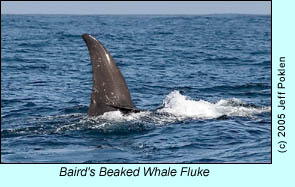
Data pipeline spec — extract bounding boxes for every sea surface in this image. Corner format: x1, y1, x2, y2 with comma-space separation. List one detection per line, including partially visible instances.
1, 14, 271, 163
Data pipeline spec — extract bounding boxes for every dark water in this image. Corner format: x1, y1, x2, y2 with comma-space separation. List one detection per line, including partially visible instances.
1, 15, 271, 163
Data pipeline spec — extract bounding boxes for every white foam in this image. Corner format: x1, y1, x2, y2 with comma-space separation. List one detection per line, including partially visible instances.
83, 91, 270, 124
95, 110, 150, 122
157, 90, 270, 119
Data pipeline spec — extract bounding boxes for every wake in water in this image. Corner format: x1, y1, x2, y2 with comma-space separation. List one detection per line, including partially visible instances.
2, 90, 270, 136
91, 90, 270, 120
79, 90, 270, 130
157, 90, 270, 119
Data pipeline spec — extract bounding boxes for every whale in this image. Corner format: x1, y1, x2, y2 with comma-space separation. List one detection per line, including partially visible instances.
82, 34, 140, 116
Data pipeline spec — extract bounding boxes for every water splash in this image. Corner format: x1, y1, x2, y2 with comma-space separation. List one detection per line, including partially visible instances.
79, 90, 270, 124
157, 90, 270, 119
2, 91, 270, 136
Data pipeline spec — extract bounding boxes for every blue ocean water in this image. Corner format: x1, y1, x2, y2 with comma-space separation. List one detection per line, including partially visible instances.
1, 15, 271, 163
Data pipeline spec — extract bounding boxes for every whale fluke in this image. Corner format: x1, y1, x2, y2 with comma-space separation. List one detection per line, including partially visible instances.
82, 34, 137, 116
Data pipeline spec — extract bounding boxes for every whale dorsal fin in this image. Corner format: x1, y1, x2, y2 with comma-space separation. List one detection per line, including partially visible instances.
82, 34, 135, 116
